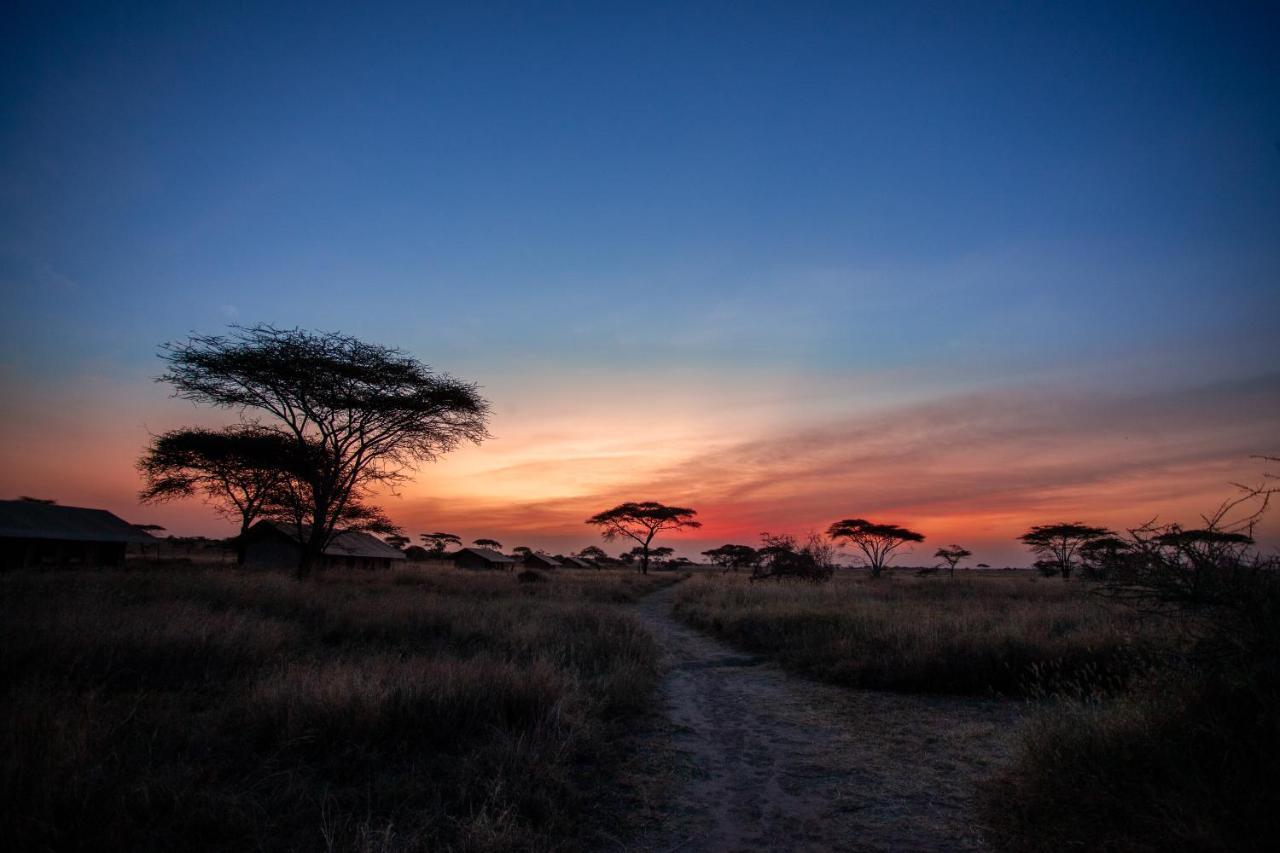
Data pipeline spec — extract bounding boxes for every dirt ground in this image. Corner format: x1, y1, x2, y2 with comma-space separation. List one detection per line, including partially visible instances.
611, 581, 1024, 853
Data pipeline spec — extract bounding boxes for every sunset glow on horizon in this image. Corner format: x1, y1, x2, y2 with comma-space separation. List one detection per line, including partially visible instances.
2, 2, 1277, 566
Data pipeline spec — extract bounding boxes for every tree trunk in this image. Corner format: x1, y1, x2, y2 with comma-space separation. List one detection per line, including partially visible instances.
640, 549, 649, 575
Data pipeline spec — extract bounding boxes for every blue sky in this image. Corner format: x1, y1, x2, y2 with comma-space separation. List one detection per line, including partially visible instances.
2, 2, 1277, 560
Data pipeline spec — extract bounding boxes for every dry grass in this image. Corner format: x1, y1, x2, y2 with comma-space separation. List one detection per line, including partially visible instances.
0, 566, 676, 852
672, 572, 1161, 696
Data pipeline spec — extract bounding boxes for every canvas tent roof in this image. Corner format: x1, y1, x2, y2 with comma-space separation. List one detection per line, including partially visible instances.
0, 500, 156, 543
525, 552, 561, 568
454, 547, 515, 563
251, 521, 406, 560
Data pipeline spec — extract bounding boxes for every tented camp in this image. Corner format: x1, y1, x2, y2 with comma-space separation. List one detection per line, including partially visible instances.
0, 500, 156, 569
242, 521, 406, 571
452, 547, 517, 570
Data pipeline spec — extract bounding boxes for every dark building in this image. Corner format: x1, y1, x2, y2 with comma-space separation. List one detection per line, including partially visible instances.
0, 500, 155, 569
452, 547, 517, 571
523, 552, 561, 570
242, 521, 406, 571
560, 556, 595, 569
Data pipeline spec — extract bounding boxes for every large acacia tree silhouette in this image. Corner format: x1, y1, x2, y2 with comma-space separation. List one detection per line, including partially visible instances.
158, 325, 489, 576
585, 501, 700, 574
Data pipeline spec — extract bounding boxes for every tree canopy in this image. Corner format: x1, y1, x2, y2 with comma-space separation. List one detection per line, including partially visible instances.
473, 538, 502, 550
826, 518, 925, 578
701, 544, 759, 573
1018, 523, 1113, 579
585, 501, 700, 574
158, 325, 488, 575
421, 532, 462, 553
933, 545, 973, 579
137, 426, 300, 563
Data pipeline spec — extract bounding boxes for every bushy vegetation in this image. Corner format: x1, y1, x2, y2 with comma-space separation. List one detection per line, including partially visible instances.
0, 567, 674, 852
671, 572, 1156, 696
980, 503, 1280, 852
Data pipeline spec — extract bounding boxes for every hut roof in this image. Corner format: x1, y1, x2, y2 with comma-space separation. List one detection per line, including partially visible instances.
250, 521, 406, 560
561, 556, 593, 568
525, 552, 562, 568
0, 500, 156, 543
454, 547, 516, 564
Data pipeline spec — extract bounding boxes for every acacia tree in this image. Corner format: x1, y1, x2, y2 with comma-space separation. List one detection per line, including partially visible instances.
159, 325, 489, 577
421, 532, 462, 553
701, 544, 759, 573
933, 545, 973, 580
585, 501, 700, 574
1018, 523, 1112, 579
384, 534, 410, 550
576, 545, 609, 561
473, 538, 502, 550
137, 426, 300, 564
827, 518, 924, 578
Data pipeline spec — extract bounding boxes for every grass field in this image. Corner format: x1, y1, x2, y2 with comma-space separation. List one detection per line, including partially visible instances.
672, 570, 1160, 696
0, 567, 676, 852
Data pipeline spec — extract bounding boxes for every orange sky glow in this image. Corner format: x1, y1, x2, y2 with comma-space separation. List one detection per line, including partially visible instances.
2, 366, 1275, 566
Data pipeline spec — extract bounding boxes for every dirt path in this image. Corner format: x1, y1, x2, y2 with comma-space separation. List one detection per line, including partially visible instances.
621, 582, 1023, 853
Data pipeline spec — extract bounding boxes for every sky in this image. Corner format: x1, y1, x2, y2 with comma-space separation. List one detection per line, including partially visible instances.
2, 1, 1277, 565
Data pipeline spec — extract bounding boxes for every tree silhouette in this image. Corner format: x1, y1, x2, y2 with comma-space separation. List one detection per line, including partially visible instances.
576, 545, 609, 561
159, 325, 488, 576
473, 538, 502, 550
585, 501, 700, 574
420, 532, 461, 553
137, 426, 300, 564
701, 544, 758, 573
384, 534, 411, 550
933, 545, 973, 580
827, 518, 925, 578
1018, 523, 1113, 579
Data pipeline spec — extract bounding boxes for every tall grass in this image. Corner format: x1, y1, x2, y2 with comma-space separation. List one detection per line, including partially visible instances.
673, 572, 1160, 695
0, 567, 672, 852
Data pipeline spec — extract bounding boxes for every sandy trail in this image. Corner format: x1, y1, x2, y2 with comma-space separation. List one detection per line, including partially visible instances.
623, 581, 1022, 853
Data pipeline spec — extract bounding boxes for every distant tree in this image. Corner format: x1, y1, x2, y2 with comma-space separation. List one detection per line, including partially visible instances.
1018, 523, 1113, 580
403, 545, 429, 561
384, 534, 411, 551
752, 533, 836, 582
827, 518, 925, 578
585, 501, 701, 574
933, 545, 973, 580
420, 532, 462, 554
18, 496, 56, 504
137, 426, 300, 564
576, 545, 609, 561
1078, 536, 1132, 581
473, 538, 502, 550
976, 563, 991, 569
134, 524, 167, 533
159, 325, 489, 577
618, 550, 635, 565
701, 544, 759, 573
512, 545, 533, 557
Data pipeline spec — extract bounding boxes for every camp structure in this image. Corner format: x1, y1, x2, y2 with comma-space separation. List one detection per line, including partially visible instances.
0, 500, 156, 569
523, 552, 561, 570
452, 547, 517, 570
560, 556, 595, 569
242, 521, 406, 571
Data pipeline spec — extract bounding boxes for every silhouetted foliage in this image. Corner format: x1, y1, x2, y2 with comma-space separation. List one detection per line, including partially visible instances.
18, 496, 56, 504
1018, 523, 1113, 579
585, 501, 700, 574
473, 538, 502, 550
576, 546, 609, 562
159, 325, 489, 576
420, 532, 462, 554
933, 545, 972, 580
702, 544, 759, 573
512, 546, 533, 557
826, 519, 925, 578
751, 533, 836, 583
138, 426, 303, 564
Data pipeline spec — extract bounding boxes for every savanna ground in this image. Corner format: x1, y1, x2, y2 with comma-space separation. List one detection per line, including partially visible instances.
4, 565, 1275, 851
0, 566, 677, 852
